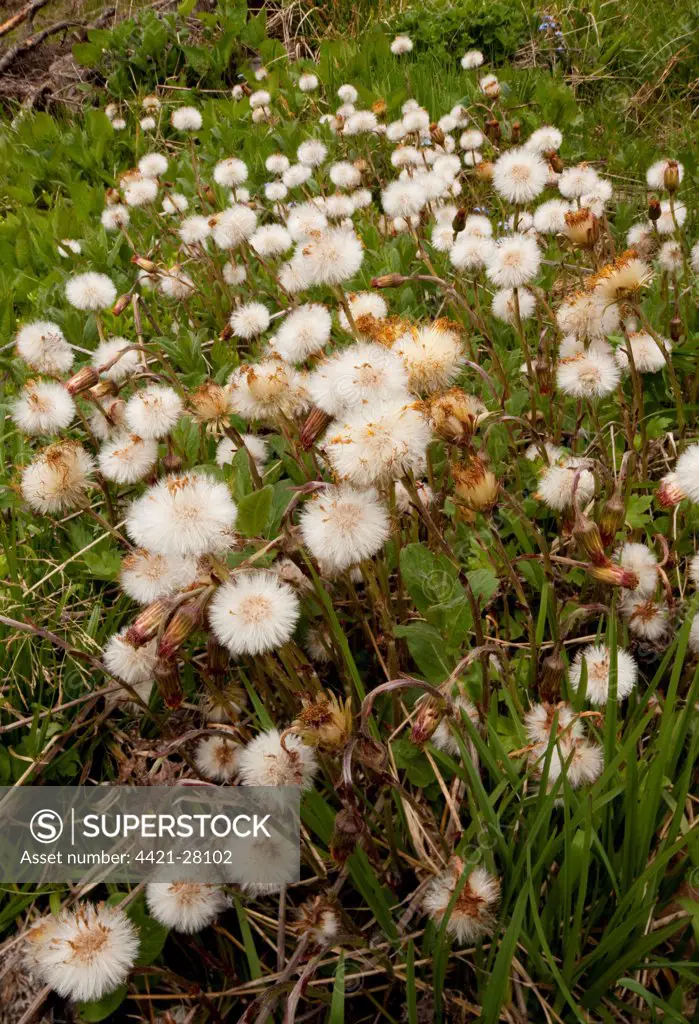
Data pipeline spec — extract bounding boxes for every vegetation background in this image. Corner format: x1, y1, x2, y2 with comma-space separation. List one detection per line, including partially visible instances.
0, 0, 697, 1022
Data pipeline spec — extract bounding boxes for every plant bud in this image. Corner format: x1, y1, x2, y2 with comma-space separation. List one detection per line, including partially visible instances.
157, 599, 203, 661
88, 379, 119, 401
547, 151, 564, 174
354, 735, 387, 771
430, 122, 445, 147
154, 659, 183, 709
648, 198, 661, 222
300, 406, 332, 449
453, 454, 499, 512
598, 492, 625, 546
207, 636, 230, 680
426, 388, 488, 445
669, 317, 682, 342
656, 472, 685, 508
204, 186, 216, 204
370, 273, 407, 289
330, 807, 364, 866
510, 121, 521, 143
484, 118, 500, 142
126, 599, 171, 646
162, 452, 183, 473
293, 692, 352, 751
112, 293, 131, 316
132, 255, 157, 272
410, 696, 443, 746
539, 650, 565, 703
475, 160, 494, 181
219, 322, 233, 340
352, 158, 368, 174
296, 895, 341, 946
190, 381, 231, 425
586, 562, 639, 589
452, 207, 467, 233
564, 208, 599, 248
663, 160, 680, 192
574, 516, 606, 564
65, 366, 100, 396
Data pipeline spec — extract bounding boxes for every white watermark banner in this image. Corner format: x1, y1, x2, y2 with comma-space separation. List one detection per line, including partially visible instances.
0, 786, 300, 884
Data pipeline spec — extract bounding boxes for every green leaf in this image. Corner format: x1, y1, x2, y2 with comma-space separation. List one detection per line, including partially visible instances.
78, 986, 128, 1022
235, 485, 273, 537
329, 953, 345, 1022
394, 622, 454, 683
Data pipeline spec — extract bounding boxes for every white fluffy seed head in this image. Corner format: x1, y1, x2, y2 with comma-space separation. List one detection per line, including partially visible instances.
309, 342, 410, 416
237, 727, 318, 788
338, 292, 388, 334
616, 542, 658, 596
65, 272, 116, 311
524, 125, 563, 153
146, 883, 228, 933
195, 735, 240, 782
124, 385, 183, 439
92, 337, 140, 381
171, 106, 202, 131
395, 322, 465, 394
214, 157, 248, 187
322, 399, 430, 487
138, 152, 168, 178
123, 175, 159, 207
329, 162, 361, 190
120, 549, 199, 604
674, 445, 699, 504
299, 484, 390, 572
423, 861, 500, 945
492, 148, 548, 204
615, 331, 670, 374
11, 380, 75, 436
21, 441, 93, 513
646, 158, 684, 190
103, 632, 158, 684
569, 644, 638, 704
296, 227, 364, 286
98, 433, 158, 484
179, 215, 211, 245
461, 49, 484, 69
209, 573, 300, 656
536, 460, 595, 511
270, 304, 332, 362
249, 224, 293, 258
228, 359, 310, 421
533, 199, 571, 234
556, 346, 620, 399
558, 165, 600, 199
16, 320, 74, 374
382, 179, 427, 218
556, 291, 620, 343
229, 301, 271, 339
390, 35, 413, 55
24, 903, 139, 1003
126, 473, 238, 556
491, 287, 536, 325
101, 204, 130, 230
211, 204, 258, 249
485, 235, 541, 288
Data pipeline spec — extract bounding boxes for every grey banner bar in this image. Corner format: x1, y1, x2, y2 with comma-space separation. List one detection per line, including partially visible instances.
0, 786, 300, 883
